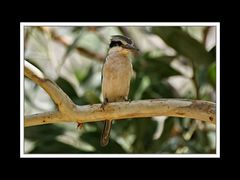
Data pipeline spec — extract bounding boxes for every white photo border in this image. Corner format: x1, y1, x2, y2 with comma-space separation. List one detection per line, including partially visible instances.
20, 22, 220, 158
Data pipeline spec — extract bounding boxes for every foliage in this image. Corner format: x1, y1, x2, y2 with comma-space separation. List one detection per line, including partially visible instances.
24, 26, 216, 154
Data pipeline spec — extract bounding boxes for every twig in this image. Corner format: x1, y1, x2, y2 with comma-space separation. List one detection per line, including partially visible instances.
38, 27, 105, 62
24, 60, 216, 127
191, 61, 200, 99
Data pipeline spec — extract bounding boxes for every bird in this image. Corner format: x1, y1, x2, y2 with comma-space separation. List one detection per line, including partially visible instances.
100, 35, 138, 146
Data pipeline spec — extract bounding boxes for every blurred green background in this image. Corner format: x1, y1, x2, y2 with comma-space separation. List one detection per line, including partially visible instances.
24, 26, 216, 154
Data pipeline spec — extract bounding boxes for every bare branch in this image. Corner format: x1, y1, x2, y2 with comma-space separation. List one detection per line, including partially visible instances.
25, 99, 216, 127
24, 60, 75, 113
24, 60, 216, 127
25, 111, 64, 127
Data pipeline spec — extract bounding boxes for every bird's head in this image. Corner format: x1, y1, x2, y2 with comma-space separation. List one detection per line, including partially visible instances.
109, 35, 139, 56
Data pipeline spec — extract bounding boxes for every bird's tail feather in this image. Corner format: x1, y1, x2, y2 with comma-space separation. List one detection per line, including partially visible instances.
100, 120, 112, 146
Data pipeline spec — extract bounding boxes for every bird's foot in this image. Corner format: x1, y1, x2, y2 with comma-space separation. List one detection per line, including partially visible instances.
100, 98, 108, 110
124, 97, 131, 103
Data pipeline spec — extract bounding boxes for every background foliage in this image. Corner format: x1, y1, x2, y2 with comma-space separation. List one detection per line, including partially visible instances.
24, 26, 216, 154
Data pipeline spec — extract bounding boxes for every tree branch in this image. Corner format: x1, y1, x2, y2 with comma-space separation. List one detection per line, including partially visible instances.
38, 27, 105, 62
25, 99, 216, 127
24, 60, 216, 127
24, 60, 76, 113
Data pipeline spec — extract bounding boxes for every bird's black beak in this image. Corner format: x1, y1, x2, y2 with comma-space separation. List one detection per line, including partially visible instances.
123, 44, 139, 51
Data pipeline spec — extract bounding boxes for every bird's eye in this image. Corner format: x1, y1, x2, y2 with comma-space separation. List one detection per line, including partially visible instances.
117, 41, 123, 46
110, 41, 123, 48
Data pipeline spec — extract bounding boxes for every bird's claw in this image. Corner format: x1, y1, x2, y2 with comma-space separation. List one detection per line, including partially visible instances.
100, 98, 108, 110
124, 97, 131, 103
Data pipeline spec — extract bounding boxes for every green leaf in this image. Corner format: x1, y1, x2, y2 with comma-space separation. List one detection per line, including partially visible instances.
80, 132, 126, 153
152, 27, 215, 65
25, 124, 64, 141
148, 81, 176, 98
58, 34, 83, 70
147, 117, 175, 153
25, 125, 88, 153
132, 118, 158, 153
129, 53, 179, 100
208, 62, 216, 88
133, 76, 151, 100
187, 129, 211, 153
71, 27, 83, 33
134, 53, 181, 79
55, 77, 78, 100
83, 90, 101, 104
209, 46, 216, 59
128, 72, 143, 100
63, 35, 81, 58
74, 66, 94, 84
30, 140, 85, 153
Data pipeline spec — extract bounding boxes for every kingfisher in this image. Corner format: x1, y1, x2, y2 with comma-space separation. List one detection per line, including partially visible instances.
100, 35, 138, 146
